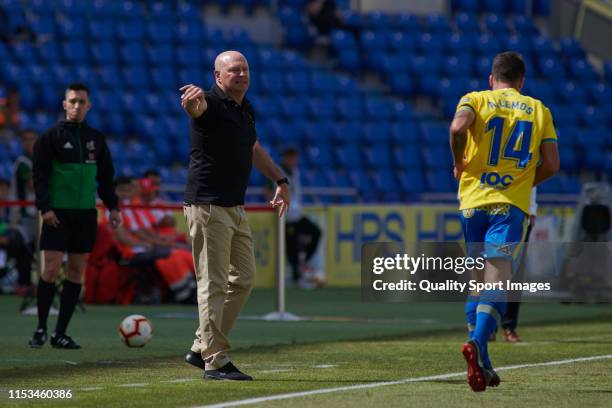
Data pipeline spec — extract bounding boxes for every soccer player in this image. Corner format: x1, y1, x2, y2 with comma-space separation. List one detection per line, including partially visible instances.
449, 52, 559, 391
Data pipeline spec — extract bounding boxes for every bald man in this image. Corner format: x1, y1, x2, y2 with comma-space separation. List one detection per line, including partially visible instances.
180, 51, 290, 381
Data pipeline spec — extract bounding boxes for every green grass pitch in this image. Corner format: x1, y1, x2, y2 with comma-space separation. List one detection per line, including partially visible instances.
1, 288, 611, 407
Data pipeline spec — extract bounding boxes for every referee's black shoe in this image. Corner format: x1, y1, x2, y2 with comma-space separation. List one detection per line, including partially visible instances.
29, 329, 48, 348
185, 351, 205, 370
50, 333, 81, 349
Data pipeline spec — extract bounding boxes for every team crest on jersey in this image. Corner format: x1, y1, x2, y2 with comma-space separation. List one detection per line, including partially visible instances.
462, 208, 475, 218
86, 141, 95, 151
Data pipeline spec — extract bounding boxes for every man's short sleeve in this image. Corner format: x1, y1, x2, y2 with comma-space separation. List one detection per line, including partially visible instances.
194, 93, 222, 125
541, 107, 558, 144
455, 91, 480, 114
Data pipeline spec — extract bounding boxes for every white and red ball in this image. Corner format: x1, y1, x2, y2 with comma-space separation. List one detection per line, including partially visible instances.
118, 314, 153, 347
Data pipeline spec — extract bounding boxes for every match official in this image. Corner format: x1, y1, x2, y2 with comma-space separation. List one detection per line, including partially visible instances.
29, 83, 121, 349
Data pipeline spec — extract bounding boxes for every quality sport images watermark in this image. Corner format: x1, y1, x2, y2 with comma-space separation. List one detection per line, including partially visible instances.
361, 242, 612, 303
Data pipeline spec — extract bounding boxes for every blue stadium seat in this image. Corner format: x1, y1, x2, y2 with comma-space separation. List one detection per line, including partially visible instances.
559, 147, 577, 172
373, 170, 401, 202
147, 21, 175, 44
474, 55, 492, 76
504, 35, 532, 57
389, 74, 414, 97
577, 127, 607, 147
58, 18, 87, 39
587, 82, 611, 105
444, 54, 473, 77
510, 15, 539, 34
454, 12, 480, 34
363, 122, 391, 144
415, 33, 445, 54
117, 20, 146, 42
151, 67, 177, 90
391, 122, 419, 144
393, 146, 421, 170
176, 46, 202, 68
569, 58, 598, 81
364, 145, 393, 169
451, 0, 479, 13
559, 38, 584, 58
337, 98, 363, 121
284, 71, 310, 95
305, 143, 334, 167
578, 106, 603, 128
364, 98, 394, 120
12, 41, 38, 63
307, 98, 336, 120
360, 30, 388, 52
330, 30, 357, 51
310, 72, 336, 94
147, 44, 174, 66
557, 81, 588, 104
484, 13, 509, 33
475, 34, 502, 56
332, 122, 364, 145
532, 35, 556, 56
279, 97, 308, 118
445, 33, 477, 55
538, 177, 563, 194
302, 120, 334, 143
536, 56, 566, 79
482, 0, 508, 14
423, 146, 451, 169
175, 22, 205, 45
98, 66, 123, 88
90, 0, 119, 18
62, 41, 89, 62
120, 42, 146, 65
91, 42, 117, 64
398, 169, 425, 198
393, 12, 419, 33
88, 19, 115, 41
148, 1, 175, 21
420, 122, 448, 145
119, 1, 146, 20
28, 15, 56, 37
259, 71, 284, 94
336, 144, 363, 168
364, 11, 391, 30
561, 175, 581, 194
551, 105, 578, 127
123, 66, 149, 90
336, 75, 360, 95
250, 95, 281, 119
426, 170, 456, 192
388, 31, 416, 53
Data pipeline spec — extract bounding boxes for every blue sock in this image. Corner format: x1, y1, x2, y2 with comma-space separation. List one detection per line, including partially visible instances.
465, 295, 479, 338
472, 290, 507, 369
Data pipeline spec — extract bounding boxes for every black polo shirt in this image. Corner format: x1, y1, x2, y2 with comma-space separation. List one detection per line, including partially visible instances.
183, 84, 257, 206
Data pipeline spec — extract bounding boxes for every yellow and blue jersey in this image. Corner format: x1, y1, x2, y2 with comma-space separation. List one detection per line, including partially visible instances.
456, 88, 557, 215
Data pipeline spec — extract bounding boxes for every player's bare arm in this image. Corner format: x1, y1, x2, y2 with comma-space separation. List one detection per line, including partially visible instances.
179, 84, 207, 118
532, 142, 560, 186
252, 141, 290, 217
449, 107, 475, 179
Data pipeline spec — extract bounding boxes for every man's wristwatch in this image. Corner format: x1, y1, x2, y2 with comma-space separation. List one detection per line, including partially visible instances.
276, 177, 289, 186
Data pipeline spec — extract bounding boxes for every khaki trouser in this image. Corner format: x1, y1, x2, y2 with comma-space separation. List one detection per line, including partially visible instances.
184, 204, 256, 370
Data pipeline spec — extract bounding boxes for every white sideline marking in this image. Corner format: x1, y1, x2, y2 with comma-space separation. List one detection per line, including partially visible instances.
311, 365, 337, 369
118, 383, 149, 388
80, 387, 103, 391
258, 369, 293, 374
195, 354, 612, 408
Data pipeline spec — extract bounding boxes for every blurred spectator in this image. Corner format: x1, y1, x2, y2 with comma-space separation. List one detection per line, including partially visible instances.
266, 147, 322, 288
0, 178, 34, 295
306, 0, 346, 35
0, 87, 20, 139
98, 177, 196, 304
9, 129, 38, 294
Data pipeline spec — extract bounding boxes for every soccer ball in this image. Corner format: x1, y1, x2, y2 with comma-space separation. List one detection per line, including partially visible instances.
118, 314, 153, 347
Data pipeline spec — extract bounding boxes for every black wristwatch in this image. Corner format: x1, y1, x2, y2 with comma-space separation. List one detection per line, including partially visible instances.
276, 177, 289, 186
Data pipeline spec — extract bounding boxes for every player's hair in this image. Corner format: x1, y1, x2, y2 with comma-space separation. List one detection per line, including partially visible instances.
66, 82, 90, 96
491, 51, 525, 83
115, 176, 133, 187
143, 168, 161, 178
